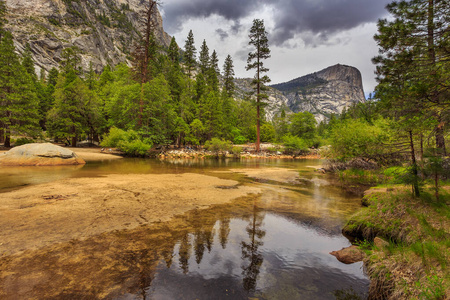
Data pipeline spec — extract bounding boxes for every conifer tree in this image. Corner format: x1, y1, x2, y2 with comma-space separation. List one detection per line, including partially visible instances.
0, 0, 6, 39
222, 54, 235, 98
168, 37, 179, 64
183, 30, 196, 79
132, 0, 161, 127
199, 40, 210, 75
0, 32, 39, 147
207, 50, 219, 91
246, 19, 271, 152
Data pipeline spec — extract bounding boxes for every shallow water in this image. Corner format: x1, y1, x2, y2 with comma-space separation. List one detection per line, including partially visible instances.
0, 158, 369, 299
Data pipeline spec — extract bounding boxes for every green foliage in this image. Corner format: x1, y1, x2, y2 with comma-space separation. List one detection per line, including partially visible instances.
330, 118, 392, 162
205, 138, 232, 157
282, 135, 308, 155
289, 111, 317, 140
13, 137, 35, 146
231, 146, 243, 158
0, 32, 39, 146
101, 127, 152, 157
260, 123, 276, 143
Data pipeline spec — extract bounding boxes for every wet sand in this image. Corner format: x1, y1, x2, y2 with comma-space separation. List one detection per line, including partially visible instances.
0, 173, 260, 256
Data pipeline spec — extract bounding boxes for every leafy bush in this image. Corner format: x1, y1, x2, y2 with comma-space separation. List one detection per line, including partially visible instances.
13, 138, 35, 146
234, 135, 247, 144
231, 146, 243, 158
205, 138, 232, 157
101, 127, 152, 157
329, 118, 392, 162
282, 135, 309, 155
117, 139, 152, 157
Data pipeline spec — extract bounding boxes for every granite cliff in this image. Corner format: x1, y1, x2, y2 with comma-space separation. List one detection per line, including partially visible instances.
270, 64, 366, 122
4, 0, 171, 74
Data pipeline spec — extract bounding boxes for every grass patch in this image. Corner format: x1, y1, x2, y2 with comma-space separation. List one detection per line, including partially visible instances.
343, 186, 450, 299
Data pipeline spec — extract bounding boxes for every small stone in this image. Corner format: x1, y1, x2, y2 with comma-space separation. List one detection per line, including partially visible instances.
374, 237, 389, 249
330, 245, 364, 264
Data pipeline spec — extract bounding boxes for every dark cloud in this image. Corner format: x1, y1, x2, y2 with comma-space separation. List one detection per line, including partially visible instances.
162, 0, 261, 33
163, 0, 391, 46
216, 29, 229, 41
270, 0, 391, 46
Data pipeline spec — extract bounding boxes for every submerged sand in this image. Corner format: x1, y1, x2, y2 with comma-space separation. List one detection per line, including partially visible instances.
0, 173, 260, 256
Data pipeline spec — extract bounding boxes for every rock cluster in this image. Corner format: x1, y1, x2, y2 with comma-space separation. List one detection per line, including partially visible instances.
0, 143, 85, 166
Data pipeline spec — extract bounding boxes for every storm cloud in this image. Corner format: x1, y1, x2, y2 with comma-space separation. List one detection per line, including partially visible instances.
162, 0, 391, 46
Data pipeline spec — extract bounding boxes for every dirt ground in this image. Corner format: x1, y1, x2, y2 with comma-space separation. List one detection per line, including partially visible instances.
0, 172, 260, 256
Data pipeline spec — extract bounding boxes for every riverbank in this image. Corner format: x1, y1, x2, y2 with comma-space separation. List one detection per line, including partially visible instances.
343, 186, 449, 299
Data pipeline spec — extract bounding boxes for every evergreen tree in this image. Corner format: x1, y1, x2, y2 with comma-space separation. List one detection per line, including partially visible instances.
207, 50, 219, 91
199, 40, 210, 75
168, 37, 179, 64
373, 0, 449, 156
222, 54, 235, 98
22, 44, 37, 83
0, 32, 39, 147
246, 19, 271, 152
0, 0, 7, 39
183, 30, 196, 79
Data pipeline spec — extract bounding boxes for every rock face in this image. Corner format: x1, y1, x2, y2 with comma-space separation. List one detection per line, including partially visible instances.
271, 64, 366, 122
5, 0, 171, 74
0, 143, 85, 166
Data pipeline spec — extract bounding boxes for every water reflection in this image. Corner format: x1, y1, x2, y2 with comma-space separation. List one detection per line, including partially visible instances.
0, 159, 369, 299
241, 202, 265, 292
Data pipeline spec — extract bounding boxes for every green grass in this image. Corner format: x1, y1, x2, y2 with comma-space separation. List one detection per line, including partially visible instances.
343, 186, 450, 299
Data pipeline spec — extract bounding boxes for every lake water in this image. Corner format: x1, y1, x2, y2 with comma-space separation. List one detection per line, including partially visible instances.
0, 158, 369, 299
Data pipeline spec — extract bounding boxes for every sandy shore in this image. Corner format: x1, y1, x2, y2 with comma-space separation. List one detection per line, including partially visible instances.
0, 173, 260, 256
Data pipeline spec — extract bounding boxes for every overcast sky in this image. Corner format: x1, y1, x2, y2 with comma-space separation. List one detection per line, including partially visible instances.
160, 0, 392, 97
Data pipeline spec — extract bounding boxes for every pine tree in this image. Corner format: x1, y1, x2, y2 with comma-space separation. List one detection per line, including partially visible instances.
246, 19, 271, 152
222, 54, 235, 98
22, 44, 37, 83
207, 50, 219, 91
183, 30, 196, 79
0, 32, 39, 147
168, 37, 179, 64
0, 0, 7, 39
199, 40, 209, 75
373, 0, 449, 156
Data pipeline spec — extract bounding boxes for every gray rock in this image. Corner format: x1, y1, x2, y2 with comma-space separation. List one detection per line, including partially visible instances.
0, 143, 85, 166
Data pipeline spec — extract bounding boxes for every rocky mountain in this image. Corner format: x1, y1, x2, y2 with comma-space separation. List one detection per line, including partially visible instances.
4, 0, 171, 74
270, 64, 366, 122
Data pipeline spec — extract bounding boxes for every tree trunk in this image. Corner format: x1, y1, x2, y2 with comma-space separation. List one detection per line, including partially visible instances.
4, 135, 10, 148
0, 128, 4, 144
409, 131, 420, 197
435, 114, 446, 156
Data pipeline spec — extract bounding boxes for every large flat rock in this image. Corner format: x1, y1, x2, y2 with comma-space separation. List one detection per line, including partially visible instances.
0, 143, 85, 166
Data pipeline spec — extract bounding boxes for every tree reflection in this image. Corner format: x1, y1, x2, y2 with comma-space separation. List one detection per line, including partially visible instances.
178, 233, 191, 274
241, 202, 266, 292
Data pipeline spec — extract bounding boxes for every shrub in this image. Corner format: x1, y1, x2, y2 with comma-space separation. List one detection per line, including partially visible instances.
205, 138, 232, 157
231, 146, 243, 158
329, 118, 392, 162
101, 127, 152, 157
13, 138, 35, 146
282, 135, 309, 155
233, 135, 247, 145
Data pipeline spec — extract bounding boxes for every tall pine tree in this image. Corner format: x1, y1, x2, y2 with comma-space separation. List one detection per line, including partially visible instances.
183, 30, 196, 79
246, 19, 271, 152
